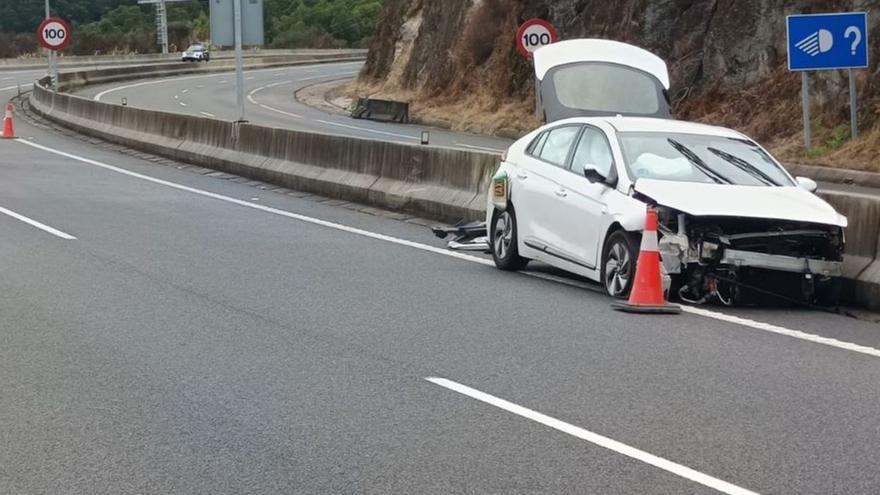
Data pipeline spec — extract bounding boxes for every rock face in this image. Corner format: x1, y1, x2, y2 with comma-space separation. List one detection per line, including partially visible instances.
360, 0, 880, 161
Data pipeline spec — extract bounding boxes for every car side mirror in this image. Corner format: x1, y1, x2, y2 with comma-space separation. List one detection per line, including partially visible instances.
582, 163, 607, 183
582, 163, 617, 188
796, 176, 818, 193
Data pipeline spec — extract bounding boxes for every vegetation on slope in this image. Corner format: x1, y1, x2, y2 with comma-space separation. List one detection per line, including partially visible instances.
0, 0, 382, 57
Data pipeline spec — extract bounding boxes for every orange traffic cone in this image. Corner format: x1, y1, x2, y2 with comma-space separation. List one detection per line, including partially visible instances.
611, 207, 681, 314
2, 103, 14, 139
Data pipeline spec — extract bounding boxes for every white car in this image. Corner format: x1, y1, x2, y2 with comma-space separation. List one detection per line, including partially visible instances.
181, 43, 210, 62
487, 39, 847, 305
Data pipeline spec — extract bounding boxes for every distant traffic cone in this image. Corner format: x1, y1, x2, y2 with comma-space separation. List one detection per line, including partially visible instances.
611, 207, 681, 314
2, 103, 14, 139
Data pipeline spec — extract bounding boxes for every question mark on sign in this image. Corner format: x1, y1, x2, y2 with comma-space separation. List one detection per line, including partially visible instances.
845, 26, 862, 55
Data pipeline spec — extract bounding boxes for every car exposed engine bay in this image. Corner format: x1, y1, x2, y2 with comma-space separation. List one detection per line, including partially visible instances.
656, 208, 844, 305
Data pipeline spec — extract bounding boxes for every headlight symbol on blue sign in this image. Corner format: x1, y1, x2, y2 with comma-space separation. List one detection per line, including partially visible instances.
787, 12, 868, 71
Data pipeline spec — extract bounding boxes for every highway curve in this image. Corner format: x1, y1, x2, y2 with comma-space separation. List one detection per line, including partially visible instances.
2, 88, 880, 493
73, 61, 514, 154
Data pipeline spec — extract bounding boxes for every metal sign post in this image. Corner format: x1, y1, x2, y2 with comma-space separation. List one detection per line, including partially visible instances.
233, 0, 245, 122
787, 12, 868, 151
849, 69, 858, 139
44, 0, 57, 89
210, 0, 264, 123
801, 72, 811, 150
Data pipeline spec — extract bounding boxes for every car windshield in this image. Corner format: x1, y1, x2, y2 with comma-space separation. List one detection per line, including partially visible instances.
618, 132, 794, 186
186, 45, 205, 52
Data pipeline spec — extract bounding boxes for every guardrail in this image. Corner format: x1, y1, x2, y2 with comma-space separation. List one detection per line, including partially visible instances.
25, 60, 880, 309
0, 49, 367, 71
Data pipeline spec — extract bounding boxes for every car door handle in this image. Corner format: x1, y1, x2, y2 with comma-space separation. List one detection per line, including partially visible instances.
554, 188, 568, 198
515, 172, 528, 180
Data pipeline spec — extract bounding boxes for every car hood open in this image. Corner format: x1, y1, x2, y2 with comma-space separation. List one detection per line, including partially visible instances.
634, 178, 848, 227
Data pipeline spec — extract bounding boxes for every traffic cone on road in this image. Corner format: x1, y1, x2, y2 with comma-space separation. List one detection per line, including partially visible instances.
2, 103, 14, 139
611, 207, 681, 314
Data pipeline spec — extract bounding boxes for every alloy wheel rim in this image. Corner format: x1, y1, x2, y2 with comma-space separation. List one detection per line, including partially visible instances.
605, 241, 631, 296
494, 212, 513, 259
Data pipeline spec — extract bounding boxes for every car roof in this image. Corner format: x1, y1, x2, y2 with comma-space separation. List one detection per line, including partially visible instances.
549, 116, 746, 139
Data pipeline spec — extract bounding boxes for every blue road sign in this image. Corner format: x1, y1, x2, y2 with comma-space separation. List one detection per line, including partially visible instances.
787, 12, 868, 71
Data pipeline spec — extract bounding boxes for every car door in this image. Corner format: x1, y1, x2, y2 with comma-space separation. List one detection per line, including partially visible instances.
515, 125, 582, 256
545, 126, 616, 269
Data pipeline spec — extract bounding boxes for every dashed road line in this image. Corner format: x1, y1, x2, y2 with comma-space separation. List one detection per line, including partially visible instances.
0, 205, 76, 240
427, 377, 760, 495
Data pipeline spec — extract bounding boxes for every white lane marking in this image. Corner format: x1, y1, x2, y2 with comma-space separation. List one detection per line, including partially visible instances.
181, 89, 189, 94
13, 139, 880, 360
246, 80, 294, 104
219, 80, 228, 84
246, 76, 255, 81
196, 84, 206, 89
1, 76, 12, 80
0, 85, 20, 92
199, 111, 216, 118
173, 95, 179, 99
0, 205, 76, 240
681, 306, 880, 358
13, 139, 490, 266
314, 119, 419, 141
258, 104, 302, 119
454, 143, 504, 154
427, 377, 759, 495
178, 102, 187, 107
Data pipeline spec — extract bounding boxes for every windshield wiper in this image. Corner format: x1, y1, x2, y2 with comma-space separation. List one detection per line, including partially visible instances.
666, 139, 732, 184
706, 147, 781, 186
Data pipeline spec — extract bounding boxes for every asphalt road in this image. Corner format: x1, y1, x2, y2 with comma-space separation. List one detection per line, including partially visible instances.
72, 61, 512, 154
3, 99, 880, 494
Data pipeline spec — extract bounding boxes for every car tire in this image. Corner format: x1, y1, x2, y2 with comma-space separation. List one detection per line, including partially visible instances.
490, 207, 529, 271
601, 230, 639, 298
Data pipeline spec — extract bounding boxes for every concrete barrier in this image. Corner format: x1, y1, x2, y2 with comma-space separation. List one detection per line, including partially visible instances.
30, 77, 498, 224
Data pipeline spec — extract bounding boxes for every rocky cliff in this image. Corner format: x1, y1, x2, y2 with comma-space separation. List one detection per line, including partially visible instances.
358, 0, 880, 169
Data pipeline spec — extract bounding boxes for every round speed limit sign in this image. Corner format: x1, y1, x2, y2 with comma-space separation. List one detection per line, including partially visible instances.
37, 17, 72, 51
516, 19, 558, 59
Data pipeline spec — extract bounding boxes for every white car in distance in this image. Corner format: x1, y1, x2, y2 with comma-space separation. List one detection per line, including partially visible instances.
181, 43, 210, 62
487, 39, 846, 305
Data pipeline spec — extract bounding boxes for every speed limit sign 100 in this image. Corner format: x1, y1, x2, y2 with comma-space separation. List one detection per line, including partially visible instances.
38, 17, 72, 51
516, 18, 558, 59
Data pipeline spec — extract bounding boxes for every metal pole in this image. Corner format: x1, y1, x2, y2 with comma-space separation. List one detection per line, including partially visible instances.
159, 0, 168, 55
45, 0, 57, 89
801, 71, 811, 151
849, 68, 858, 140
233, 0, 245, 122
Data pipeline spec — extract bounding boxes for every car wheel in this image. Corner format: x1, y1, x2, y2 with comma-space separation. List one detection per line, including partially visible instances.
602, 230, 639, 298
491, 208, 528, 271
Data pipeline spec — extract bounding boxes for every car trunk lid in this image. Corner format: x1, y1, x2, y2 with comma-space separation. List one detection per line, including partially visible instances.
533, 39, 672, 122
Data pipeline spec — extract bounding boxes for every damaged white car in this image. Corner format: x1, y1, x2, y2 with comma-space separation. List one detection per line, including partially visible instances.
486, 39, 847, 305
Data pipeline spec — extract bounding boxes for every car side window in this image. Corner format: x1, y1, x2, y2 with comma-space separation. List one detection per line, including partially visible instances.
537, 126, 581, 167
528, 131, 549, 156
571, 127, 614, 176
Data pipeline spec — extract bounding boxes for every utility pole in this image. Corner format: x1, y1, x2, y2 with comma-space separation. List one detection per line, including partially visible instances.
139, 0, 189, 54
